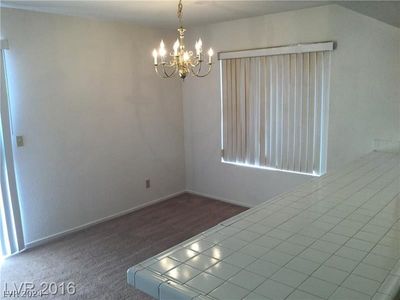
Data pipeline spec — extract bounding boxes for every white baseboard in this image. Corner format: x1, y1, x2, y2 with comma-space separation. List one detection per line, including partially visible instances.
185, 189, 252, 208
24, 190, 186, 250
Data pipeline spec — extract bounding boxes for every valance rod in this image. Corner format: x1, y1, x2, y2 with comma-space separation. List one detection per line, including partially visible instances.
218, 41, 334, 60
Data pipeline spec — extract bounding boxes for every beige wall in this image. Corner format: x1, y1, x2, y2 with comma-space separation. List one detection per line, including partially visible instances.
1, 8, 185, 245
182, 5, 400, 207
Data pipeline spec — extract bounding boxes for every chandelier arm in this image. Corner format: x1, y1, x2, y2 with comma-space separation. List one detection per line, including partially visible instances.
155, 64, 177, 78
161, 63, 178, 77
190, 60, 212, 77
190, 59, 202, 73
189, 60, 202, 76
154, 66, 169, 79
189, 56, 199, 68
191, 63, 212, 78
166, 60, 177, 68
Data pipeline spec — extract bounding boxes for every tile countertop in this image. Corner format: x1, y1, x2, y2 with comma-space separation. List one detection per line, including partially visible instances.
127, 151, 400, 300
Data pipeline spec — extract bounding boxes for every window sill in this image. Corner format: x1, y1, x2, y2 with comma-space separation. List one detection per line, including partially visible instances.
221, 158, 321, 177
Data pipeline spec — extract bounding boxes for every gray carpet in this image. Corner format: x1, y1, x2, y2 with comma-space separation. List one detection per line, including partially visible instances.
0, 193, 247, 299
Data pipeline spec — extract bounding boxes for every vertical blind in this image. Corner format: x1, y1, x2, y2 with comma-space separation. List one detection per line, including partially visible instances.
221, 44, 332, 175
1, 40, 25, 258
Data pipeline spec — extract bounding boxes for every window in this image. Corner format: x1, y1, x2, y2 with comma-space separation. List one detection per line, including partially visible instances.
220, 42, 332, 176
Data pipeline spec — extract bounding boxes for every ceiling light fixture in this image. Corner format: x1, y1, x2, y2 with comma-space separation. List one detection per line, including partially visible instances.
152, 0, 213, 80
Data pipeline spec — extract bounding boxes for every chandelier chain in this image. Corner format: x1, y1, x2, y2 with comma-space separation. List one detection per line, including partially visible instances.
177, 0, 183, 26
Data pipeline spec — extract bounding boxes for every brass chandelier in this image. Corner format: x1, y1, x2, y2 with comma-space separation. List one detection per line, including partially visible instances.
152, 0, 214, 80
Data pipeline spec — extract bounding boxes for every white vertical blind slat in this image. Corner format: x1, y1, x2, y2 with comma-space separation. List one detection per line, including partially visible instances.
300, 52, 309, 173
256, 58, 261, 166
244, 58, 251, 163
232, 59, 238, 161
249, 58, 257, 165
313, 52, 323, 173
222, 60, 228, 160
225, 60, 232, 161
307, 52, 316, 173
320, 52, 332, 174
293, 53, 302, 172
282, 55, 289, 170
288, 54, 296, 171
235, 59, 240, 161
264, 57, 271, 167
269, 56, 277, 167
276, 56, 283, 169
259, 57, 266, 166
239, 59, 246, 162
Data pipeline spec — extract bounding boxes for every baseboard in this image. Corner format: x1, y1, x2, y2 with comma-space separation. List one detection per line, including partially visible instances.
185, 189, 252, 208
24, 190, 186, 250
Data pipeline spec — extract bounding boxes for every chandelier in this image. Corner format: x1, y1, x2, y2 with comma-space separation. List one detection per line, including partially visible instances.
152, 0, 214, 80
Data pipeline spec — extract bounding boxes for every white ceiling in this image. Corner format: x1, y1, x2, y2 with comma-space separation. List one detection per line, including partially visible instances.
1, 1, 399, 29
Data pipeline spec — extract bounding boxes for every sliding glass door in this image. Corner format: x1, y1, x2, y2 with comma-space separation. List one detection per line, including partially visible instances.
0, 40, 24, 258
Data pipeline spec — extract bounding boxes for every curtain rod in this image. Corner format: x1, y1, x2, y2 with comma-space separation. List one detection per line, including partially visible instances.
218, 41, 335, 60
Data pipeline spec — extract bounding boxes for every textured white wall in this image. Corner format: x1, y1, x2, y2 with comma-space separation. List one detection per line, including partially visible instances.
1, 8, 185, 245
182, 5, 400, 207
327, 6, 400, 166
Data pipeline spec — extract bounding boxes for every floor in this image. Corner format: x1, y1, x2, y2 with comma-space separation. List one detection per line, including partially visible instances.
0, 193, 247, 299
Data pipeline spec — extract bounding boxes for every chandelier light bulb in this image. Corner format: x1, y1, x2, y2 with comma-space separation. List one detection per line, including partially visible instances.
183, 51, 190, 62
195, 38, 202, 55
173, 39, 180, 56
152, 49, 158, 64
208, 48, 214, 63
159, 40, 166, 57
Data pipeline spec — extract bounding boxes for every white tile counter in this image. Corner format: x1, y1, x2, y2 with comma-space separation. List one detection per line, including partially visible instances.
128, 151, 400, 300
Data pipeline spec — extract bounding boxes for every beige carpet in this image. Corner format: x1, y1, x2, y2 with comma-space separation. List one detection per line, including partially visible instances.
0, 193, 247, 299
